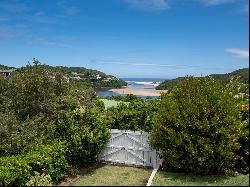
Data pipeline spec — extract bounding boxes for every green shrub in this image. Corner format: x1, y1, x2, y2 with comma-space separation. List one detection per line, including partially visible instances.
0, 112, 56, 157
106, 99, 159, 132
0, 62, 102, 158
150, 76, 244, 175
0, 142, 67, 186
56, 106, 111, 166
235, 111, 249, 173
26, 171, 52, 186
107, 94, 143, 102
0, 155, 32, 186
26, 141, 68, 182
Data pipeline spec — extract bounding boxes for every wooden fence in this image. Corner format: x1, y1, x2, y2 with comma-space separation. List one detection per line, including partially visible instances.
98, 129, 161, 169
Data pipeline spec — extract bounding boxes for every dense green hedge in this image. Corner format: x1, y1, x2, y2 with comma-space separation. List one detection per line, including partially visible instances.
56, 106, 111, 166
150, 77, 245, 175
0, 142, 67, 186
105, 96, 159, 132
235, 110, 249, 173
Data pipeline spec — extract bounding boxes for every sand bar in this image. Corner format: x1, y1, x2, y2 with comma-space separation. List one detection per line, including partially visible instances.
127, 81, 160, 87
109, 88, 168, 97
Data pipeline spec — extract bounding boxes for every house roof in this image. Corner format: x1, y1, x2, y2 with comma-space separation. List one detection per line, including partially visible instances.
0, 69, 16, 73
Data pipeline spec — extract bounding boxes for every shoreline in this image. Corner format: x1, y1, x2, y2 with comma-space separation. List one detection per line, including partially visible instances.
126, 81, 160, 87
109, 88, 168, 97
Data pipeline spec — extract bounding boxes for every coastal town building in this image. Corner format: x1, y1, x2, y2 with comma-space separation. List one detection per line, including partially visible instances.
0, 69, 16, 78
102, 77, 113, 82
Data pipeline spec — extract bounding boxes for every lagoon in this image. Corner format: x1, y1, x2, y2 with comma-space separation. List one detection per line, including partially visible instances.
96, 78, 167, 99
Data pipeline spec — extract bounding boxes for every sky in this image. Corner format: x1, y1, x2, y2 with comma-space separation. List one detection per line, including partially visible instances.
0, 0, 249, 79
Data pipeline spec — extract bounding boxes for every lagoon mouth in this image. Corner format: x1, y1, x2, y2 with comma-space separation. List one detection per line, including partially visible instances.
96, 78, 167, 99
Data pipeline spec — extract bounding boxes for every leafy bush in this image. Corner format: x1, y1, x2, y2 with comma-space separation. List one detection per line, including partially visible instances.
0, 142, 67, 186
0, 112, 56, 157
0, 155, 32, 186
4, 64, 70, 122
26, 141, 68, 182
150, 76, 245, 175
0, 61, 103, 157
26, 171, 52, 186
235, 110, 249, 173
56, 106, 111, 166
107, 94, 143, 102
106, 98, 159, 132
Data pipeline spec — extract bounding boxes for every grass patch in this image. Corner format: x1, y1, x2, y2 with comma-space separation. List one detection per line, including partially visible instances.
101, 99, 129, 109
152, 170, 249, 186
71, 163, 152, 186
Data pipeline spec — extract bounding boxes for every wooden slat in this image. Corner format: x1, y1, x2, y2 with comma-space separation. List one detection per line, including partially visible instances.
98, 129, 161, 168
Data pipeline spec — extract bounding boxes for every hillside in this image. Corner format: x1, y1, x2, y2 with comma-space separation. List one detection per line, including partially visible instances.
52, 66, 127, 89
0, 63, 127, 89
0, 64, 15, 70
156, 68, 249, 90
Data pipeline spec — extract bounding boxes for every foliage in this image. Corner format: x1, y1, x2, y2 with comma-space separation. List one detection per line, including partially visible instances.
150, 76, 245, 175
0, 112, 55, 156
234, 82, 249, 173
0, 62, 72, 157
26, 171, 52, 186
41, 65, 127, 89
105, 97, 159, 132
156, 77, 185, 90
156, 68, 249, 90
0, 155, 32, 186
235, 110, 249, 174
212, 68, 249, 84
26, 141, 68, 182
0, 60, 105, 157
55, 106, 111, 166
0, 62, 71, 122
0, 142, 67, 186
0, 64, 15, 70
51, 65, 109, 78
106, 94, 143, 102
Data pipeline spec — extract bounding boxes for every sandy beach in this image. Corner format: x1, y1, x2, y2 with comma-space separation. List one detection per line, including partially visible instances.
109, 88, 168, 97
127, 81, 160, 87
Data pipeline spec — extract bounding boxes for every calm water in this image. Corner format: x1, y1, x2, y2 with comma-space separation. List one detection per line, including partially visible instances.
96, 78, 167, 99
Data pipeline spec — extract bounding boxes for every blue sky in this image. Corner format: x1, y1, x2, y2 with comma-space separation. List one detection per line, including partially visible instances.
0, 0, 249, 78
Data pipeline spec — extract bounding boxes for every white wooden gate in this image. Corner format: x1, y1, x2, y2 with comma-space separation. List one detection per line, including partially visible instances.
98, 129, 161, 169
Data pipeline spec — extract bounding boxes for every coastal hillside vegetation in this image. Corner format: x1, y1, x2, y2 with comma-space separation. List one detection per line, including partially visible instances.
1, 59, 127, 90
0, 61, 249, 185
156, 68, 249, 90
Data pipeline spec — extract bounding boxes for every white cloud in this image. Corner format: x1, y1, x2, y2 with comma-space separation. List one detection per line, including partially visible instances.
121, 0, 170, 11
200, 0, 236, 6
90, 59, 221, 70
225, 48, 249, 59
0, 2, 30, 13
241, 3, 249, 13
0, 27, 20, 40
57, 0, 79, 15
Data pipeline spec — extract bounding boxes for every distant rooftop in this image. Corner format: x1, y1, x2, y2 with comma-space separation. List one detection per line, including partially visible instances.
0, 69, 16, 73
